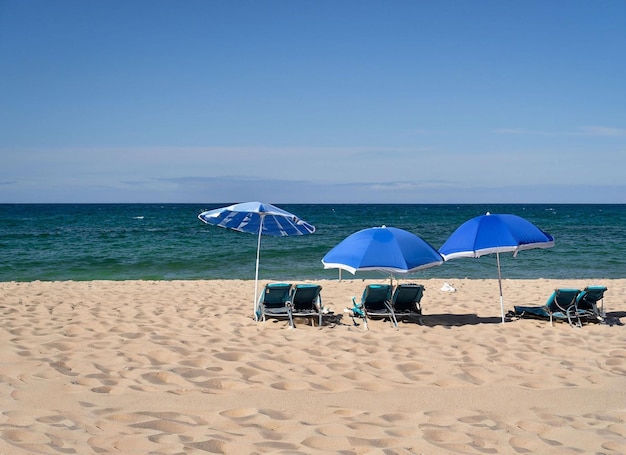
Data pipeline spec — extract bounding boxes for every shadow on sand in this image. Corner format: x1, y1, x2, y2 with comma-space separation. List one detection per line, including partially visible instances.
411, 313, 503, 327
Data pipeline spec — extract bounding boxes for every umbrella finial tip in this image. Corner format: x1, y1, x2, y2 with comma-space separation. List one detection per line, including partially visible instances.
486, 211, 491, 215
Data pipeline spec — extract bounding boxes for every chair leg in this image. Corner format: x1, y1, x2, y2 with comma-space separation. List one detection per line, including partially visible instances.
385, 302, 399, 329
567, 306, 582, 328
287, 306, 295, 329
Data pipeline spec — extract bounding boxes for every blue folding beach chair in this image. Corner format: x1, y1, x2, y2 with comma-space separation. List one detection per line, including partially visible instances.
287, 283, 324, 328
514, 288, 582, 327
257, 282, 292, 325
350, 284, 394, 330
576, 285, 608, 323
390, 283, 425, 325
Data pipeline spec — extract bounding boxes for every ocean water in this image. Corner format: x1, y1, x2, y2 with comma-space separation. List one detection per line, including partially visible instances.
0, 203, 624, 282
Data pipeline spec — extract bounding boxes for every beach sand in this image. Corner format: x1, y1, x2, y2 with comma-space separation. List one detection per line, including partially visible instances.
1, 278, 625, 454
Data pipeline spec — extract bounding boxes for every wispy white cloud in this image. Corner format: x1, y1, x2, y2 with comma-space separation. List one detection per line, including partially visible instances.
578, 126, 626, 137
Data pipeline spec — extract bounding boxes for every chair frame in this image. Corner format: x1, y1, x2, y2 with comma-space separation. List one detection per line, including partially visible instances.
258, 282, 292, 324
576, 286, 608, 323
351, 284, 394, 330
391, 283, 425, 325
286, 284, 323, 328
545, 288, 583, 327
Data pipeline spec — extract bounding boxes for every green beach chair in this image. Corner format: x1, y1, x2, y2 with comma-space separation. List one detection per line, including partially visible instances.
257, 282, 292, 325
390, 283, 425, 325
287, 283, 324, 328
351, 284, 394, 330
576, 285, 608, 323
514, 288, 582, 327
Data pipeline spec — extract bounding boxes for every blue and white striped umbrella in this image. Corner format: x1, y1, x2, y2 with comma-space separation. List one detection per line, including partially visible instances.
198, 202, 315, 320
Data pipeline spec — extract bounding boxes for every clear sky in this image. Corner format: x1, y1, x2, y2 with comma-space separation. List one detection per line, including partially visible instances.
1, 0, 625, 204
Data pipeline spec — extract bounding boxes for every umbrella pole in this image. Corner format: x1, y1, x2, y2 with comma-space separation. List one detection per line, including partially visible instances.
496, 252, 505, 323
253, 218, 263, 321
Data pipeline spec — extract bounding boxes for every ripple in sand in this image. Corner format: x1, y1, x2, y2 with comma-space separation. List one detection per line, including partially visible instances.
431, 377, 466, 388
2, 429, 50, 444
301, 435, 353, 451
422, 428, 473, 444
259, 408, 290, 420
119, 332, 144, 339
380, 413, 412, 423
186, 439, 228, 453
395, 360, 425, 372
515, 419, 552, 434
254, 441, 301, 451
44, 341, 73, 351
508, 435, 542, 453
214, 351, 247, 362
271, 380, 310, 391
384, 427, 419, 438
143, 348, 180, 365
130, 419, 190, 433
518, 381, 544, 389
455, 366, 489, 385
141, 371, 184, 385
49, 361, 79, 377
346, 436, 399, 449
195, 378, 244, 391
220, 408, 258, 419
91, 386, 112, 393
602, 440, 626, 453
608, 423, 626, 437
332, 408, 365, 418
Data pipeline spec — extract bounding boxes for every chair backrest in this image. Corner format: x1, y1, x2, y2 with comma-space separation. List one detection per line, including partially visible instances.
261, 283, 292, 309
290, 284, 322, 310
392, 284, 424, 312
546, 288, 580, 313
576, 286, 607, 310
361, 284, 392, 311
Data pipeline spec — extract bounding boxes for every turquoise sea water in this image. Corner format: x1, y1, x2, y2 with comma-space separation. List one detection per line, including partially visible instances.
0, 203, 624, 282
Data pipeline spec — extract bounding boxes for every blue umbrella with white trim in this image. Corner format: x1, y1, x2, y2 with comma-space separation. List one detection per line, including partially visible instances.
439, 213, 554, 323
322, 226, 443, 281
198, 202, 315, 320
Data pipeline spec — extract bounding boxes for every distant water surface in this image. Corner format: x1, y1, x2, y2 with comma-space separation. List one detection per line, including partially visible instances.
0, 203, 624, 282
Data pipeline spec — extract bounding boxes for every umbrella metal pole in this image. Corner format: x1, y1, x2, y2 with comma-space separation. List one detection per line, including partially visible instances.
496, 252, 505, 323
253, 217, 263, 321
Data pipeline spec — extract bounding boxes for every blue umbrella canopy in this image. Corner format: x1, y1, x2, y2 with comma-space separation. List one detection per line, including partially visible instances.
198, 202, 315, 320
322, 226, 443, 276
439, 213, 554, 260
439, 213, 554, 322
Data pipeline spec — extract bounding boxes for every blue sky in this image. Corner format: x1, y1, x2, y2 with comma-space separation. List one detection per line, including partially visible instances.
1, 0, 624, 203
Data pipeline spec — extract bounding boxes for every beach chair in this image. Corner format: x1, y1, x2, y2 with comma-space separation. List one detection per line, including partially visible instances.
287, 284, 324, 327
257, 282, 292, 325
350, 284, 394, 329
576, 286, 608, 323
514, 288, 582, 327
390, 283, 425, 325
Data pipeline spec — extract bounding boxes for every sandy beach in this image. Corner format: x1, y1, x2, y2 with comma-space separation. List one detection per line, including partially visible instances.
1, 278, 624, 454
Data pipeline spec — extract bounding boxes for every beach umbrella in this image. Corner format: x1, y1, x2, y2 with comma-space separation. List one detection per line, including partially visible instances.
198, 202, 315, 320
439, 213, 555, 323
322, 226, 443, 283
